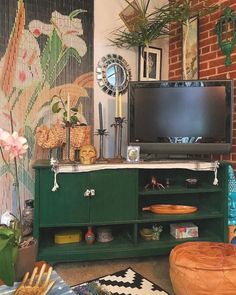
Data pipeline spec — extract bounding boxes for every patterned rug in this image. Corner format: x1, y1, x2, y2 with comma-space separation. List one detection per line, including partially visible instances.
72, 267, 170, 295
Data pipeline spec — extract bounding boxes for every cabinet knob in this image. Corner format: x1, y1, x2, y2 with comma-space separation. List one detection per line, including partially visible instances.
84, 189, 91, 197
90, 189, 96, 197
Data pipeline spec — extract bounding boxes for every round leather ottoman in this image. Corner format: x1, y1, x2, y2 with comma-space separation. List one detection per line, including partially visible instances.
169, 242, 236, 295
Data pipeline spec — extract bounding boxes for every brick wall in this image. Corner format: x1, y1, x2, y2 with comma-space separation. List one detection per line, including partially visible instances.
169, 0, 236, 169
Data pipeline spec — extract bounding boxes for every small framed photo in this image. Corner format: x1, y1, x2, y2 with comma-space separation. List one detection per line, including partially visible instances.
126, 146, 140, 162
138, 46, 162, 81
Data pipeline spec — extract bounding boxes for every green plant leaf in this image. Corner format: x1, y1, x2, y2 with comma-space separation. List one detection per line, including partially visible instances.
24, 125, 35, 160
18, 164, 34, 194
48, 47, 82, 87
24, 82, 43, 122
70, 115, 78, 125
69, 9, 87, 19
41, 30, 63, 82
0, 164, 9, 177
52, 101, 62, 113
71, 107, 78, 112
0, 228, 17, 286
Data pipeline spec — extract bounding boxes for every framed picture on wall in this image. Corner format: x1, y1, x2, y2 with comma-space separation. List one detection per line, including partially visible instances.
138, 46, 162, 81
182, 17, 199, 80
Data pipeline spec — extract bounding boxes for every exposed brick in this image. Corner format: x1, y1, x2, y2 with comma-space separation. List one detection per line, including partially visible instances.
199, 62, 208, 70
200, 68, 217, 77
171, 56, 178, 64
199, 31, 209, 40
211, 43, 220, 51
169, 43, 176, 51
200, 16, 210, 26
200, 36, 217, 48
170, 48, 182, 57
201, 46, 210, 55
169, 62, 182, 71
209, 57, 226, 68
201, 52, 217, 61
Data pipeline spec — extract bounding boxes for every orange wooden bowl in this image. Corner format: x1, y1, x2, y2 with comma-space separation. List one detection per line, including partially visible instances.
142, 204, 198, 214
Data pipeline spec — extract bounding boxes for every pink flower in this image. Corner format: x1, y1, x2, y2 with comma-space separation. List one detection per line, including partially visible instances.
0, 130, 28, 160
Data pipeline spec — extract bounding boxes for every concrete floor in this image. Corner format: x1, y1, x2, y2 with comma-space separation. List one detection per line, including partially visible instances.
55, 255, 175, 294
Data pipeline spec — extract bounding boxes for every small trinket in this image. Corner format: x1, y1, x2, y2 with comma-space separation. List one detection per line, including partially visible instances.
85, 226, 95, 245
152, 224, 163, 240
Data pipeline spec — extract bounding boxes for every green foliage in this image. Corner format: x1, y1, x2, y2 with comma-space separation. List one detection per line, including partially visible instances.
0, 227, 18, 286
51, 96, 81, 125
167, 0, 218, 24
24, 125, 35, 159
110, 0, 176, 48
18, 164, 34, 194
24, 82, 43, 122
110, 0, 218, 49
48, 47, 82, 87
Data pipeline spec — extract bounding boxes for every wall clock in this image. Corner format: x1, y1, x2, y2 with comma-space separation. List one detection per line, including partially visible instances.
96, 54, 131, 96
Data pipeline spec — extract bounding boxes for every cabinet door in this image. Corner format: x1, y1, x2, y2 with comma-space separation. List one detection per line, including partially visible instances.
39, 169, 90, 225
89, 169, 138, 222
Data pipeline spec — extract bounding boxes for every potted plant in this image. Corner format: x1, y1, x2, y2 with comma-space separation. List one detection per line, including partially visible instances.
109, 0, 176, 79
0, 113, 37, 286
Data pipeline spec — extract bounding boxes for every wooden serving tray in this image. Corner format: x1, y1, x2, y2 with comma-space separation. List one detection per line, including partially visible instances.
142, 204, 198, 214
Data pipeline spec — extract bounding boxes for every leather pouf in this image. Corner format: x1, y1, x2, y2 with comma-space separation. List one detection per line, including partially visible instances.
169, 242, 236, 295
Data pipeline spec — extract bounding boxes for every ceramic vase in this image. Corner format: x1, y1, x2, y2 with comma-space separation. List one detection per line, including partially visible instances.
15, 238, 38, 281
85, 226, 95, 245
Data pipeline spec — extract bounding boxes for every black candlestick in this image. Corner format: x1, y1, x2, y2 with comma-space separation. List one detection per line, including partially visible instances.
95, 128, 108, 163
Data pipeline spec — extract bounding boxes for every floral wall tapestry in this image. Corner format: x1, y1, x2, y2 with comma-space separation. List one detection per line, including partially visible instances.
0, 0, 94, 216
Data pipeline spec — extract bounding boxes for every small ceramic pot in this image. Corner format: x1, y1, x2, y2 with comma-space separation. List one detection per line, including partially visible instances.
97, 226, 113, 243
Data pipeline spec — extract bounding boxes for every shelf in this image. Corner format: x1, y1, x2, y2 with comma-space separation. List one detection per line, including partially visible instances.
138, 209, 224, 223
38, 232, 135, 263
137, 231, 222, 249
139, 184, 222, 196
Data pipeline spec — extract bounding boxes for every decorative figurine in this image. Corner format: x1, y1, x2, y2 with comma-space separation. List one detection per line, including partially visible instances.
152, 224, 163, 240
145, 176, 165, 190
79, 145, 97, 165
85, 226, 95, 245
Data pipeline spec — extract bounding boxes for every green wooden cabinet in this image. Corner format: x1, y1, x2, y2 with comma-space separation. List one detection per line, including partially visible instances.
33, 161, 229, 264
36, 167, 138, 226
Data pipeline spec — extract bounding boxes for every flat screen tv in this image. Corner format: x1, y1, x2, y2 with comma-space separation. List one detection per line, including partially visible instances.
128, 80, 233, 158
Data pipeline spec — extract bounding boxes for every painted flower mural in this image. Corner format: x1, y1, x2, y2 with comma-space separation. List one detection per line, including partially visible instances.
0, 0, 93, 215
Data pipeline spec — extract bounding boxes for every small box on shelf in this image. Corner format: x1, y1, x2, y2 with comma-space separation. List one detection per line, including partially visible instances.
170, 222, 198, 239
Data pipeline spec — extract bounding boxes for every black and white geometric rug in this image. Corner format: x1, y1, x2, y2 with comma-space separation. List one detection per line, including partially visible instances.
72, 267, 170, 295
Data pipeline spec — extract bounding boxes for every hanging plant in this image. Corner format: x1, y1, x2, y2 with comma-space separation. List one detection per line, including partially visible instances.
109, 0, 182, 79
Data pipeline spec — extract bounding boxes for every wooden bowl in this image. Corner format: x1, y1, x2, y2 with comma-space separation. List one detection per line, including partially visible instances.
140, 228, 153, 240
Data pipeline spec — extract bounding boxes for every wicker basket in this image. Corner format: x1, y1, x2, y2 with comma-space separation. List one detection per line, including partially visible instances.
36, 124, 91, 160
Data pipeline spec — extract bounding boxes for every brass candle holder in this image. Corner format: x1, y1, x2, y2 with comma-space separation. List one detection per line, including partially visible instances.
110, 116, 126, 163
62, 121, 73, 163
95, 128, 109, 163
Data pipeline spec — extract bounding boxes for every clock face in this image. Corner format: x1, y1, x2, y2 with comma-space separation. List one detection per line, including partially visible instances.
96, 54, 131, 96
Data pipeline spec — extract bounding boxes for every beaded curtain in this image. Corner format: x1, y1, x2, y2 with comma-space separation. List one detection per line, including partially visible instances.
0, 0, 94, 216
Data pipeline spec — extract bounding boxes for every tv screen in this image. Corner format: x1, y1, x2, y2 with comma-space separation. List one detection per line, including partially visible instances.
128, 80, 233, 157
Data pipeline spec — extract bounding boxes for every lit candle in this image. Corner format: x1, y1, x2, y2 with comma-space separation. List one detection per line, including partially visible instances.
67, 94, 70, 122
115, 87, 119, 117
98, 102, 103, 130
118, 93, 122, 117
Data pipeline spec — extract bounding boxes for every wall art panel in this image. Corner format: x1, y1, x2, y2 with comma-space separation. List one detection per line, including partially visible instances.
0, 0, 94, 216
